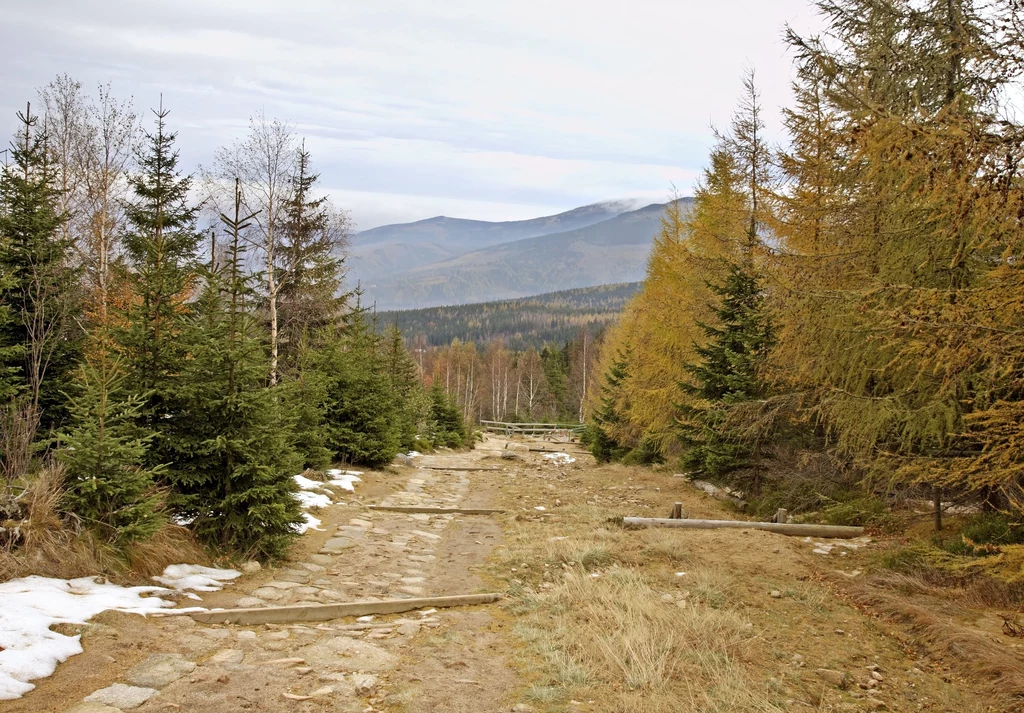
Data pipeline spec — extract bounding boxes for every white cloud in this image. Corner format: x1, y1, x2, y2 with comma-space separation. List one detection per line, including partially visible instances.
0, 0, 821, 228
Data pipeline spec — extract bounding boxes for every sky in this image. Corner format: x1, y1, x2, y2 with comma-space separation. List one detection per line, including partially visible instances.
0, 0, 822, 230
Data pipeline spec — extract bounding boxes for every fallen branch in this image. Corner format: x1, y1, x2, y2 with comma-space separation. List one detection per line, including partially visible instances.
622, 517, 863, 539
691, 479, 747, 509
367, 505, 505, 515
182, 593, 504, 625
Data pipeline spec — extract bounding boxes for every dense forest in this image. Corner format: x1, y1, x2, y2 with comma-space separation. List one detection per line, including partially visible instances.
587, 0, 1024, 520
0, 78, 470, 570
377, 282, 640, 350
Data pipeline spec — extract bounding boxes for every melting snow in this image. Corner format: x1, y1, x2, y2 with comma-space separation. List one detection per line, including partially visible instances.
542, 452, 576, 465
295, 512, 324, 534
294, 490, 332, 510
0, 563, 233, 700
153, 564, 240, 592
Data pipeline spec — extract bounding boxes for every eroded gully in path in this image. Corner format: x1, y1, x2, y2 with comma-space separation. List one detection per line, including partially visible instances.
23, 442, 521, 713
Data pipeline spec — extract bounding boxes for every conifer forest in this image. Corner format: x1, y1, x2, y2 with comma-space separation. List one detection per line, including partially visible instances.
588, 0, 1024, 522
0, 79, 471, 565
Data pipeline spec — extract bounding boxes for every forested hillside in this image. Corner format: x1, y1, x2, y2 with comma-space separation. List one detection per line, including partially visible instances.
587, 0, 1024, 521
0, 79, 471, 574
378, 282, 640, 350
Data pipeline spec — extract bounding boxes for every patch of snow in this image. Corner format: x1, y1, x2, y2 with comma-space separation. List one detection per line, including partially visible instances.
294, 490, 332, 510
326, 473, 362, 492
534, 506, 547, 511
406, 451, 422, 458
294, 474, 327, 491
0, 576, 178, 700
542, 452, 576, 465
675, 572, 687, 577
171, 514, 195, 526
153, 564, 240, 592
326, 468, 363, 477
356, 615, 374, 622
294, 512, 324, 534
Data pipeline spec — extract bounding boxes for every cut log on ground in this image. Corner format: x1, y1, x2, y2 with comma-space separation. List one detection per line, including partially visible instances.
181, 593, 505, 625
622, 517, 864, 539
367, 505, 506, 515
420, 466, 500, 472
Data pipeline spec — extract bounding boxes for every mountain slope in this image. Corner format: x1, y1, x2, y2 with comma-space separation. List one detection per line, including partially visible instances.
365, 200, 686, 310
350, 199, 649, 281
377, 282, 641, 350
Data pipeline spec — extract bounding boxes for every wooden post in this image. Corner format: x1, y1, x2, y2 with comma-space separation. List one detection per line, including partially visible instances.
669, 502, 683, 519
776, 508, 788, 524
934, 486, 943, 531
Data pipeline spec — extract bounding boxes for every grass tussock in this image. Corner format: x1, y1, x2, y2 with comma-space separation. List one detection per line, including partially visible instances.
850, 572, 1024, 712
0, 464, 207, 584
496, 515, 783, 713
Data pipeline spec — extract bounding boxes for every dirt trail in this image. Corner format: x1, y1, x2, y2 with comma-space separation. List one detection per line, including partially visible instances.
6, 434, 1020, 713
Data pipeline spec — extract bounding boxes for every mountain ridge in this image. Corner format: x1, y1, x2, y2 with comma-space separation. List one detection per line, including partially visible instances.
360, 198, 690, 310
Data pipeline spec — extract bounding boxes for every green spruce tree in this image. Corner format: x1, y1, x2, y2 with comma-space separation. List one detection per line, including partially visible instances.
587, 346, 631, 463
58, 347, 165, 545
120, 102, 200, 465
170, 180, 302, 559
679, 262, 774, 487
427, 380, 469, 448
0, 103, 79, 427
383, 324, 424, 451
322, 297, 400, 467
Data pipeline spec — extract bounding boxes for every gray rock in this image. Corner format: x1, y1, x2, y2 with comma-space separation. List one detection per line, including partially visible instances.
209, 649, 245, 664
815, 668, 851, 689
126, 653, 196, 688
63, 703, 123, 713
295, 637, 397, 671
235, 596, 266, 608
250, 587, 286, 601
308, 553, 334, 565
299, 562, 327, 573
276, 570, 311, 583
239, 560, 261, 574
84, 683, 159, 709
396, 622, 421, 636
321, 537, 355, 553
350, 673, 378, 695
500, 450, 522, 461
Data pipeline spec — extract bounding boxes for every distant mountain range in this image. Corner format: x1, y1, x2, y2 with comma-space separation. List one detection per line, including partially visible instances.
349, 197, 690, 310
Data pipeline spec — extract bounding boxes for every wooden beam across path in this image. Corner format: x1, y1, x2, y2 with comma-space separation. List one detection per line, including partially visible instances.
622, 517, 864, 539
185, 593, 505, 625
419, 465, 500, 472
367, 505, 506, 515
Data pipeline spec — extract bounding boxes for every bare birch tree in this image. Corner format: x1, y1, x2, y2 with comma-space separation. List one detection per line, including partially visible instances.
212, 113, 297, 384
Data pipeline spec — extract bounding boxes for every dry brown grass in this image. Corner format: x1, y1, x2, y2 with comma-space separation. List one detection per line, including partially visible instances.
0, 464, 207, 584
850, 572, 1024, 712
494, 506, 784, 713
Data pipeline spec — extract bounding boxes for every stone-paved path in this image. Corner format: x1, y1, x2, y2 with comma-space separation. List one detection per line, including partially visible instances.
55, 443, 518, 713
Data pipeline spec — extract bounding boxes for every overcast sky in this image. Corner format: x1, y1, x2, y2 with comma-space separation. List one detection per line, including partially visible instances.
1, 0, 821, 230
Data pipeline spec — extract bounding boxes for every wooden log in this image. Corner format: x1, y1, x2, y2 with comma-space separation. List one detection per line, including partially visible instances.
185, 593, 504, 625
622, 517, 864, 539
419, 465, 500, 472
367, 505, 505, 515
